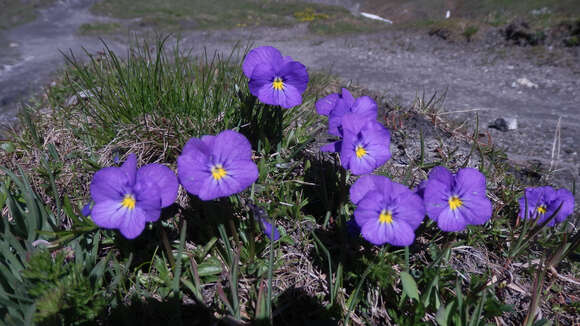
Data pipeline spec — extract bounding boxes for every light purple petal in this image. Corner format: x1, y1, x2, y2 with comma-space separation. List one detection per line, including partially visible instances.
135, 187, 162, 223
316, 93, 339, 116
279, 61, 309, 94
120, 153, 137, 186
178, 154, 210, 197
248, 64, 276, 98
428, 166, 454, 189
212, 130, 253, 163
117, 207, 147, 239
436, 207, 468, 232
327, 103, 350, 136
350, 174, 381, 205
351, 96, 378, 120
458, 193, 492, 225
182, 137, 211, 158
354, 192, 383, 226
136, 164, 178, 208
340, 88, 355, 106
90, 167, 131, 202
361, 219, 415, 246
258, 83, 302, 109
242, 46, 282, 78
91, 200, 125, 229
553, 188, 574, 223
320, 141, 342, 153
455, 168, 487, 198
391, 188, 425, 230
223, 159, 259, 191
423, 179, 452, 223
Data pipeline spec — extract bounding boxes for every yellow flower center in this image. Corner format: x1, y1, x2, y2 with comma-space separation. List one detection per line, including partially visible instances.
355, 145, 367, 158
378, 209, 393, 224
272, 77, 285, 91
211, 164, 227, 181
537, 205, 546, 215
448, 196, 463, 210
121, 194, 136, 210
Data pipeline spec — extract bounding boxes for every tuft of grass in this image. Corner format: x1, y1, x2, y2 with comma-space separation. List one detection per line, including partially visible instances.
78, 22, 122, 35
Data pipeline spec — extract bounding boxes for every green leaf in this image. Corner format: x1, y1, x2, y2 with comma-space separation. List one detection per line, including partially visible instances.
400, 271, 419, 302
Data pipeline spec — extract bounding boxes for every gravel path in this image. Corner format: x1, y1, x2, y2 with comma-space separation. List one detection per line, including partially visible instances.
0, 0, 578, 192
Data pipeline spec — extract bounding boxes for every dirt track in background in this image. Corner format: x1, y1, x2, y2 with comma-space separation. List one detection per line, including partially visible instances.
0, 0, 578, 193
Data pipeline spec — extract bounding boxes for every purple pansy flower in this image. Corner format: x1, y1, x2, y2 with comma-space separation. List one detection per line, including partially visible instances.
338, 113, 391, 175
260, 217, 281, 241
350, 175, 425, 246
518, 186, 574, 226
178, 130, 259, 201
326, 91, 377, 137
243, 46, 309, 109
90, 154, 178, 239
423, 167, 492, 232
315, 88, 355, 118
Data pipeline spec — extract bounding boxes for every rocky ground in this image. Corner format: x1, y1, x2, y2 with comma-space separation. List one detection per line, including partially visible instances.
0, 0, 578, 198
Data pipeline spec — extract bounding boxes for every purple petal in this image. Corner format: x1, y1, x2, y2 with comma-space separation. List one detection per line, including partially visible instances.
414, 180, 428, 199
436, 207, 468, 232
423, 179, 452, 223
351, 96, 378, 120
90, 167, 131, 202
455, 168, 487, 198
120, 154, 137, 186
327, 103, 350, 136
428, 166, 454, 189
458, 193, 492, 225
136, 164, 178, 208
117, 207, 148, 239
316, 93, 339, 116
553, 188, 574, 223
340, 88, 355, 106
361, 219, 415, 246
350, 174, 382, 205
242, 46, 282, 79
182, 137, 211, 158
320, 140, 342, 153
178, 154, 210, 197
91, 200, 125, 229
223, 159, 259, 191
279, 61, 309, 94
82, 202, 92, 217
260, 218, 280, 241
354, 192, 384, 225
257, 83, 303, 108
197, 160, 258, 200
248, 64, 276, 98
135, 187, 162, 223
212, 130, 253, 163
391, 187, 426, 230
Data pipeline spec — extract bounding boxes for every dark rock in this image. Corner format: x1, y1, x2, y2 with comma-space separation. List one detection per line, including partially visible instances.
429, 28, 451, 40
488, 118, 517, 132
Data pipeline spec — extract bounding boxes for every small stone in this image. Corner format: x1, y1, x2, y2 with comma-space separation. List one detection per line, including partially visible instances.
8, 42, 19, 48
488, 118, 517, 132
516, 77, 538, 89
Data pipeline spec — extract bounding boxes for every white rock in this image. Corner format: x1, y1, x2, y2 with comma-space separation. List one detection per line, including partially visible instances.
516, 78, 538, 89
360, 12, 393, 24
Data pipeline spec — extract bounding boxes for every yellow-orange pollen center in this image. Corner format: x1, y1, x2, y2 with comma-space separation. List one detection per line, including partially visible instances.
537, 205, 547, 215
448, 196, 463, 210
355, 145, 367, 158
121, 194, 136, 210
379, 209, 393, 224
211, 164, 227, 181
272, 77, 285, 91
